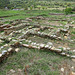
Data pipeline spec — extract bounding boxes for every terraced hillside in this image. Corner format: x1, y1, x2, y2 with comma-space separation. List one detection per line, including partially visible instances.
0, 10, 75, 75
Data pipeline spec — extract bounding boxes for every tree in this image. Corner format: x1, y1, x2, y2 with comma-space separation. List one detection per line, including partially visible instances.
0, 0, 10, 8
37, 5, 41, 10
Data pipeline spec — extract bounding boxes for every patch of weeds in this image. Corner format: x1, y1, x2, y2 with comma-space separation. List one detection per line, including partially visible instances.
71, 35, 75, 40
0, 31, 4, 33
4, 21, 10, 24
21, 40, 29, 44
69, 43, 75, 48
38, 14, 48, 16
49, 71, 60, 75
59, 21, 67, 25
67, 51, 73, 55
0, 41, 7, 46
51, 57, 61, 63
71, 31, 75, 34
59, 47, 63, 51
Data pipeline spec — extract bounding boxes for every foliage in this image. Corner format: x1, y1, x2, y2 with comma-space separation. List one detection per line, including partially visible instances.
72, 7, 75, 11
0, 0, 10, 8
37, 5, 42, 10
64, 7, 72, 15
30, 6, 33, 10
0, 0, 75, 10
24, 5, 28, 10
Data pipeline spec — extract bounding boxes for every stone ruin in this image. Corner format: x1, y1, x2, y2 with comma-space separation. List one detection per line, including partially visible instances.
0, 16, 75, 63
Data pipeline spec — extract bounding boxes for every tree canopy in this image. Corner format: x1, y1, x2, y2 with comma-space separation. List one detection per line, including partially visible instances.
0, 0, 10, 8
0, 0, 75, 9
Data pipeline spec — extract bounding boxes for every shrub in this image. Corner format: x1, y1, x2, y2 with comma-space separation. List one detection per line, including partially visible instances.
72, 7, 75, 11
24, 6, 28, 10
64, 7, 72, 15
30, 6, 32, 10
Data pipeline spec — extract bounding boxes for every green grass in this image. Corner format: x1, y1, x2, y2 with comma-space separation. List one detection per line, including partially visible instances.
0, 47, 70, 75
0, 9, 74, 21
0, 10, 25, 16
0, 31, 4, 33
71, 31, 75, 34
0, 10, 64, 20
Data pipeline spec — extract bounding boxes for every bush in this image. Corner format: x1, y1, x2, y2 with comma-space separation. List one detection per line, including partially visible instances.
64, 7, 72, 15
72, 7, 75, 11
30, 6, 33, 10
24, 6, 28, 10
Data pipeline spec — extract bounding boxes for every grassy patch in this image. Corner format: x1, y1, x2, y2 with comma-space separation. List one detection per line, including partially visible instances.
0, 47, 70, 75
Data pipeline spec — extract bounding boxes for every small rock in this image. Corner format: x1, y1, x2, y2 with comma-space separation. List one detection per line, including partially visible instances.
8, 38, 12, 41
63, 47, 66, 51
58, 37, 62, 40
70, 72, 75, 75
72, 59, 75, 62
61, 52, 66, 55
66, 47, 70, 50
33, 42, 37, 45
28, 40, 32, 43
36, 44, 40, 46
15, 48, 20, 52
9, 33, 13, 36
66, 54, 70, 57
51, 46, 55, 50
10, 69, 15, 73
8, 48, 13, 52
4, 44, 8, 47
40, 44, 45, 48
50, 35, 53, 37
26, 40, 28, 42
0, 40, 3, 43
71, 21, 74, 24
61, 29, 68, 33
72, 50, 75, 52
54, 48, 62, 53
61, 68, 64, 72
71, 66, 74, 70
12, 39, 17, 42
1, 46, 4, 49
71, 56, 75, 58
2, 50, 7, 55
53, 35, 57, 38
38, 31, 40, 34
47, 42, 53, 46
18, 69, 22, 72
64, 36, 67, 39
31, 42, 34, 45
70, 40, 74, 42
0, 54, 2, 57
49, 46, 52, 49
45, 45, 49, 48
